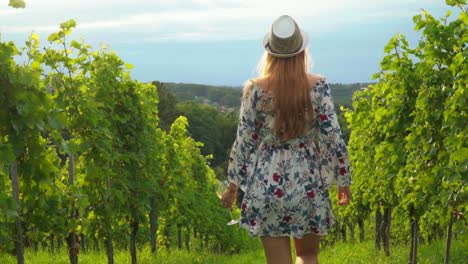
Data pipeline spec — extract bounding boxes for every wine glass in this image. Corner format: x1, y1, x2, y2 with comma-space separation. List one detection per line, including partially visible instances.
216, 180, 239, 226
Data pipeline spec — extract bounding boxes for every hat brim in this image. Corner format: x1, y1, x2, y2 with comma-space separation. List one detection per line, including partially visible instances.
262, 30, 309, 58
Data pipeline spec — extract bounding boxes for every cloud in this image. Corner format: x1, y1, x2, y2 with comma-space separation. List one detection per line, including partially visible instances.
0, 7, 24, 16
0, 0, 446, 43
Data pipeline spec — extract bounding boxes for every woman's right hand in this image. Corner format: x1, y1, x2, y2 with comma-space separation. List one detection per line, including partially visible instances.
337, 186, 351, 205
221, 185, 238, 209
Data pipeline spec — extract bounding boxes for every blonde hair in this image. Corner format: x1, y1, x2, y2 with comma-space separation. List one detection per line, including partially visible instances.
255, 49, 314, 142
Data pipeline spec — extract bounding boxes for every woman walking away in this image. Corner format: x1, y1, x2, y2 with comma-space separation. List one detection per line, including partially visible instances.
221, 15, 351, 264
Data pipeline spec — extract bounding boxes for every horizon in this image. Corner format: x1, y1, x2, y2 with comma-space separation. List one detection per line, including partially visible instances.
0, 0, 453, 86
160, 79, 375, 88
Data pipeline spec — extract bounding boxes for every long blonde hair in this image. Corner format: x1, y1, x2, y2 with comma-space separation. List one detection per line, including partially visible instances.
256, 49, 314, 142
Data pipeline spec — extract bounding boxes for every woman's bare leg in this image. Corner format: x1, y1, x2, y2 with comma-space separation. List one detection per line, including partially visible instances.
261, 236, 293, 264
293, 234, 321, 264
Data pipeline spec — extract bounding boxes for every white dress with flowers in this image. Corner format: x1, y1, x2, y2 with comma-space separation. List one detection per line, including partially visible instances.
227, 78, 351, 238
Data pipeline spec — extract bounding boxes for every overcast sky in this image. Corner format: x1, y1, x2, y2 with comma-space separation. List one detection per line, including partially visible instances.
0, 0, 452, 85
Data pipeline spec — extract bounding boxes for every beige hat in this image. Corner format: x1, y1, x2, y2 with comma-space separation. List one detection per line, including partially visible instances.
263, 15, 309, 58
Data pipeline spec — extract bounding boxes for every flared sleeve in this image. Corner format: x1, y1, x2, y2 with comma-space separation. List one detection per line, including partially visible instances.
316, 80, 351, 188
227, 83, 259, 192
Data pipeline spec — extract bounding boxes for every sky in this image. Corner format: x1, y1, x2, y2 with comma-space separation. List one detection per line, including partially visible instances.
0, 0, 453, 85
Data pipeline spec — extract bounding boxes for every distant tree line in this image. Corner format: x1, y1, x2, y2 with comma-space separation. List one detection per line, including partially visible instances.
163, 81, 371, 111
164, 82, 241, 108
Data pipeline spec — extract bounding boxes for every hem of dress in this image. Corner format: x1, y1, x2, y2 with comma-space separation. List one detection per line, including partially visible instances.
238, 223, 332, 239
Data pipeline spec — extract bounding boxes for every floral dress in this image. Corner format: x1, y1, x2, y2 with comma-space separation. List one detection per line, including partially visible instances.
227, 78, 351, 238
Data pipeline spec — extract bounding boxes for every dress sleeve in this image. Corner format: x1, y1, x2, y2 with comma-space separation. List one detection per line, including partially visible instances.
317, 81, 351, 187
227, 83, 259, 192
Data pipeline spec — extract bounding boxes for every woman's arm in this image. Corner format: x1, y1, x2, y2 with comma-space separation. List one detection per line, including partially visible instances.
316, 80, 352, 188
226, 81, 259, 192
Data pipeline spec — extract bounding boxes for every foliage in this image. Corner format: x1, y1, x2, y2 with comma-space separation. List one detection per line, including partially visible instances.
0, 20, 252, 263
344, 0, 467, 256
152, 81, 180, 132
8, 0, 25, 8
176, 102, 237, 169
0, 31, 59, 254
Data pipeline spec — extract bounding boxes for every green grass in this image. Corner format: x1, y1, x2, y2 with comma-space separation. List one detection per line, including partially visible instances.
0, 238, 466, 263
319, 239, 467, 264
0, 248, 265, 264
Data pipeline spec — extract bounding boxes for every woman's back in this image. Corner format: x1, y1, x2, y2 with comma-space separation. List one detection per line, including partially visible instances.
250, 74, 324, 145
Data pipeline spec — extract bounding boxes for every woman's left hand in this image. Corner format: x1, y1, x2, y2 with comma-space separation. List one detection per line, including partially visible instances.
337, 186, 351, 205
221, 185, 237, 209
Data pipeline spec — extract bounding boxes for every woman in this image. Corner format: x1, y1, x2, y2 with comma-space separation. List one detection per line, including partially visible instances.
221, 15, 351, 264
